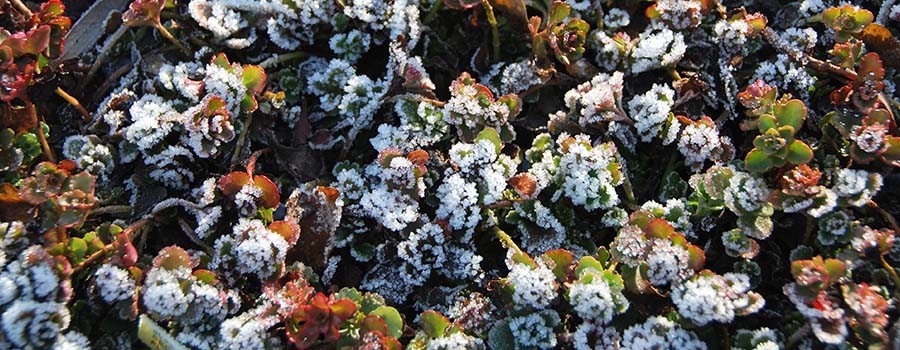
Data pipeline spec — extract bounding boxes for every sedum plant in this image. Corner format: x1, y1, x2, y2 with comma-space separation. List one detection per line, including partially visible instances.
738, 80, 814, 173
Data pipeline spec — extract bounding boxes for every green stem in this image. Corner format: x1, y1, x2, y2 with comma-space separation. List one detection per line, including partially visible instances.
231, 113, 254, 165
154, 23, 190, 56
424, 0, 443, 24
482, 0, 500, 61
492, 226, 522, 255
621, 170, 638, 210
259, 51, 310, 69
881, 256, 900, 295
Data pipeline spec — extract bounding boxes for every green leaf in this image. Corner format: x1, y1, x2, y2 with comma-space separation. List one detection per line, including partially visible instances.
370, 306, 403, 339
68, 237, 87, 260
574, 256, 604, 277
744, 149, 772, 173
420, 310, 451, 339
823, 258, 846, 281
786, 140, 814, 165
757, 114, 778, 132
596, 247, 610, 266
776, 99, 806, 131
475, 127, 503, 154
547, 1, 570, 26
542, 249, 574, 281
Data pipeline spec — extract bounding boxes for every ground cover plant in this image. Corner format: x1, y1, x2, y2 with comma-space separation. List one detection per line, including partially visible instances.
1, 0, 900, 348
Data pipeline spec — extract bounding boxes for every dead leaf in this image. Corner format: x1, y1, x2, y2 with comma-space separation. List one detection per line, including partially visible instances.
284, 184, 343, 270
274, 144, 324, 183
0, 183, 32, 221
61, 0, 130, 61
491, 0, 528, 34
855, 23, 900, 68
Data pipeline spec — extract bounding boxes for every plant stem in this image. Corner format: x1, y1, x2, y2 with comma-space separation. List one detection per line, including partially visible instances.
88, 205, 134, 217
762, 28, 857, 83
28, 103, 56, 163
867, 200, 900, 233
178, 217, 213, 255
245, 148, 270, 177
10, 0, 32, 18
259, 51, 309, 69
231, 113, 254, 165
881, 256, 900, 294
492, 226, 522, 255
55, 87, 92, 123
72, 218, 151, 274
482, 0, 501, 61
154, 23, 190, 56
82, 25, 129, 90
785, 324, 810, 349
620, 170, 638, 211
424, 0, 443, 24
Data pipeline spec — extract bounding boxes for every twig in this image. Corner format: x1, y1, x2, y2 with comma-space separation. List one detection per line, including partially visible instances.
259, 52, 309, 69
71, 218, 151, 274
245, 148, 271, 177
9, 0, 32, 18
27, 103, 56, 163
390, 94, 446, 107
55, 87, 92, 123
786, 324, 810, 349
177, 217, 213, 254
149, 198, 203, 215
482, 0, 501, 61
881, 256, 900, 293
88, 205, 134, 217
762, 28, 857, 83
82, 25, 129, 90
481, 199, 525, 210
91, 63, 133, 104
877, 0, 896, 24
868, 200, 900, 233
620, 169, 639, 211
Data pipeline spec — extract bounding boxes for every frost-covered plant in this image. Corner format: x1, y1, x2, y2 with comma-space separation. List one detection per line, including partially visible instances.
566, 256, 629, 324
523, 133, 624, 212
770, 164, 836, 218
620, 315, 706, 350
0, 128, 42, 183
671, 270, 765, 326
563, 71, 626, 128
675, 115, 735, 171
188, 0, 336, 49
723, 170, 774, 240
630, 25, 686, 74
443, 72, 522, 142
627, 83, 678, 144
528, 2, 590, 66
732, 328, 781, 350
61, 135, 114, 181
0, 239, 88, 350
210, 218, 296, 281
646, 0, 706, 29
610, 211, 705, 289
